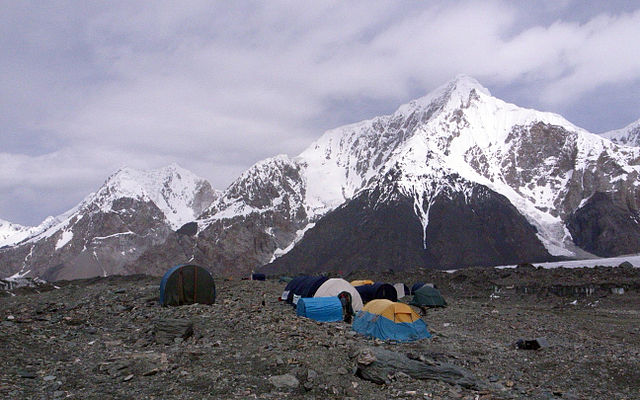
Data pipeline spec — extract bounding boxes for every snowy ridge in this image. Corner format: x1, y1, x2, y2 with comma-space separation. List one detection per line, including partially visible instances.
29, 163, 215, 244
0, 219, 34, 247
601, 119, 640, 147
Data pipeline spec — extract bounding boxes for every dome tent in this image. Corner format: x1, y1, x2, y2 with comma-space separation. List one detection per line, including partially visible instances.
393, 283, 409, 299
411, 285, 447, 308
314, 278, 364, 312
296, 297, 343, 322
159, 264, 216, 306
352, 299, 431, 342
355, 282, 398, 304
281, 276, 329, 306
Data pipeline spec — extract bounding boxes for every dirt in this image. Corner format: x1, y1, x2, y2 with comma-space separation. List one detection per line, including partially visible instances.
1, 265, 639, 399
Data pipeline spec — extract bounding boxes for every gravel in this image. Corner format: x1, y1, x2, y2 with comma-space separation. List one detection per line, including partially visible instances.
0, 266, 639, 399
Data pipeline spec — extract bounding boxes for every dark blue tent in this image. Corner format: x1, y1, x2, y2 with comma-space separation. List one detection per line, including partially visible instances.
411, 282, 426, 295
355, 282, 398, 304
281, 276, 328, 305
251, 273, 266, 281
296, 297, 343, 322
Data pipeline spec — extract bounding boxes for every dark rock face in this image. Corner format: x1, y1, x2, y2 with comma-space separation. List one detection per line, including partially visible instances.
263, 183, 553, 275
424, 185, 554, 267
262, 189, 427, 275
567, 192, 640, 257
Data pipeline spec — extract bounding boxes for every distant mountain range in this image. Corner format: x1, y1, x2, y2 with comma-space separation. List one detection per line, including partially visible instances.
2, 76, 640, 280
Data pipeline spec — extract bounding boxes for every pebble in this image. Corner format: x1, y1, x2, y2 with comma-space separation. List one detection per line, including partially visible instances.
43, 375, 56, 381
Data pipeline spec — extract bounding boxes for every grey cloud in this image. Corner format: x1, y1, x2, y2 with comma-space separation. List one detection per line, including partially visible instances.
1, 1, 639, 225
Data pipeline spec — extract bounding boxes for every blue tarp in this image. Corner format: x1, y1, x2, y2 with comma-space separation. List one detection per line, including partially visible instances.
355, 282, 398, 303
296, 297, 343, 322
352, 311, 431, 342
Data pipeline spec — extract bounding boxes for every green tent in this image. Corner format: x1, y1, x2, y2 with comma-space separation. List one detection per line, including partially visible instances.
410, 285, 447, 308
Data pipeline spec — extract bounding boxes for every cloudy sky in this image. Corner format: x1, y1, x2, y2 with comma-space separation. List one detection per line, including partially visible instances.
2, 1, 640, 225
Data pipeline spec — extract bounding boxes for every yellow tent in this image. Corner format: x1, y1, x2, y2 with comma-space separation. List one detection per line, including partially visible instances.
362, 299, 421, 323
350, 279, 374, 287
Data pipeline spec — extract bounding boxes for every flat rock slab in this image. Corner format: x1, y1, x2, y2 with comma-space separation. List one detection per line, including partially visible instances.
153, 319, 193, 345
354, 347, 483, 389
268, 373, 299, 388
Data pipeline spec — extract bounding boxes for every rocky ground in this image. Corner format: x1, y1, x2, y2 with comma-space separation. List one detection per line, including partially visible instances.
1, 264, 640, 399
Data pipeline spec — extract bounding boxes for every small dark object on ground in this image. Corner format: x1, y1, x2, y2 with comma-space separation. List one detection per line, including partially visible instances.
515, 337, 549, 350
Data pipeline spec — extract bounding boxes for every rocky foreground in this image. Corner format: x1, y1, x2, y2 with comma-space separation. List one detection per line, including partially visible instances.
1, 265, 640, 399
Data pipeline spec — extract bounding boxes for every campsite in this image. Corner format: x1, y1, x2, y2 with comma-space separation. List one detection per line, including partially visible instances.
2, 264, 640, 399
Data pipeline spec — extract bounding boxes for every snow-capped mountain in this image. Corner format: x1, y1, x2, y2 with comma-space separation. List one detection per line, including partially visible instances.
135, 76, 640, 277
0, 219, 35, 248
0, 164, 218, 280
601, 119, 640, 147
6, 75, 640, 279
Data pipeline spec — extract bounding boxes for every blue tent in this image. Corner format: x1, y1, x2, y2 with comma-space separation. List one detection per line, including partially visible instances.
352, 300, 430, 342
355, 282, 398, 304
296, 297, 343, 322
411, 282, 425, 295
281, 276, 329, 305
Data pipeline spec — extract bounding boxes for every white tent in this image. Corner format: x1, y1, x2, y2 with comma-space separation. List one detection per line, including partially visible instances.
394, 283, 406, 299
314, 278, 364, 312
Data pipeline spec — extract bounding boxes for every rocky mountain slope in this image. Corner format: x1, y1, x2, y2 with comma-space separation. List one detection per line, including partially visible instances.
0, 164, 217, 280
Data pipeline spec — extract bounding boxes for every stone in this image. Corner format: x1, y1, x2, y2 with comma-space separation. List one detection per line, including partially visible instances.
43, 375, 56, 381
354, 347, 483, 389
153, 319, 193, 345
17, 370, 36, 379
307, 369, 318, 381
269, 373, 299, 388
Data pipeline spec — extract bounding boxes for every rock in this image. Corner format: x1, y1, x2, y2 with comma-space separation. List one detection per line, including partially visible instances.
307, 369, 318, 381
17, 369, 36, 379
337, 367, 349, 375
123, 374, 134, 381
354, 347, 483, 389
269, 373, 299, 388
43, 375, 56, 381
153, 319, 193, 345
619, 261, 634, 269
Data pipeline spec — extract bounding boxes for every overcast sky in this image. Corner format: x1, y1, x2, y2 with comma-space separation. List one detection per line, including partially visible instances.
2, 1, 640, 225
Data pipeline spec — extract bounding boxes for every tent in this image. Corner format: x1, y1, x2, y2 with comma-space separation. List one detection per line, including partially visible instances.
355, 282, 398, 304
251, 273, 266, 281
352, 299, 431, 342
410, 285, 447, 307
314, 278, 364, 312
350, 279, 374, 287
296, 297, 343, 322
159, 264, 216, 306
411, 282, 435, 294
393, 283, 409, 299
281, 276, 329, 305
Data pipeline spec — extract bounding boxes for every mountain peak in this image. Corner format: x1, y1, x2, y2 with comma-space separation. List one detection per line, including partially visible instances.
395, 74, 490, 117
446, 74, 491, 96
